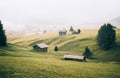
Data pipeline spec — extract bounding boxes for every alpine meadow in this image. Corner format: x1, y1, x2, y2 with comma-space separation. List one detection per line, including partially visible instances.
0, 28, 120, 78
0, 0, 120, 78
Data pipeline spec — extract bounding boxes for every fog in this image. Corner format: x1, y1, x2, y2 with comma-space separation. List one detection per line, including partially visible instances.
0, 0, 120, 33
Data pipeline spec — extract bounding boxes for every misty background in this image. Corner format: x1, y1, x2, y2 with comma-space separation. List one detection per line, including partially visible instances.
0, 0, 120, 34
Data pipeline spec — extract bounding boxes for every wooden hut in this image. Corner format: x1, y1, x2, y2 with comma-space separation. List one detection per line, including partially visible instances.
59, 30, 67, 36
33, 43, 48, 52
64, 54, 86, 62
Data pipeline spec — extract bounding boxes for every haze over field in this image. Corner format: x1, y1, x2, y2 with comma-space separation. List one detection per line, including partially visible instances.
0, 0, 120, 32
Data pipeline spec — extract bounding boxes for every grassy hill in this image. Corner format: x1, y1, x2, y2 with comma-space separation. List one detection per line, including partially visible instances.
0, 44, 120, 78
8, 29, 120, 62
0, 29, 120, 78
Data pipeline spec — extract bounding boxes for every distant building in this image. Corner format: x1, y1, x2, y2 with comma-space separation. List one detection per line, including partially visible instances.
33, 43, 48, 52
64, 54, 86, 62
59, 30, 67, 36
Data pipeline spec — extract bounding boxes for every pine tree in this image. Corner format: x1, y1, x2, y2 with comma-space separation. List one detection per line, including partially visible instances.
69, 26, 74, 31
97, 23, 116, 50
83, 47, 92, 58
54, 46, 58, 51
77, 29, 81, 34
0, 20, 7, 46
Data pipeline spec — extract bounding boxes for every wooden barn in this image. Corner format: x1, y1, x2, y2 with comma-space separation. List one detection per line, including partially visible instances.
64, 54, 86, 62
59, 30, 67, 36
33, 43, 48, 52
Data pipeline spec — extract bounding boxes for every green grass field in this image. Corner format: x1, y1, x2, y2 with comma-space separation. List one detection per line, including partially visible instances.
0, 29, 120, 78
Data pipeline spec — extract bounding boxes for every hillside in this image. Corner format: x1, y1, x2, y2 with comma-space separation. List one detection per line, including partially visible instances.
8, 29, 120, 62
0, 29, 120, 78
0, 45, 120, 78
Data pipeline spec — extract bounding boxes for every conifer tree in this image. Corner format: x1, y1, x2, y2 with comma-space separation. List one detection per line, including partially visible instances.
77, 29, 81, 34
54, 46, 58, 51
83, 46, 92, 58
97, 23, 116, 50
69, 26, 74, 31
0, 20, 7, 46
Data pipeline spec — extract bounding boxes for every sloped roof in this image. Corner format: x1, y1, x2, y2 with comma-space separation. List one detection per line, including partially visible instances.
35, 43, 48, 48
59, 30, 67, 32
64, 54, 84, 60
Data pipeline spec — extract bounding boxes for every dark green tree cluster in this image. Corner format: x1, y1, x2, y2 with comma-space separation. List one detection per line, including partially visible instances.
54, 46, 58, 51
0, 21, 7, 46
70, 26, 81, 34
83, 46, 92, 58
77, 29, 81, 34
72, 29, 81, 34
97, 23, 116, 50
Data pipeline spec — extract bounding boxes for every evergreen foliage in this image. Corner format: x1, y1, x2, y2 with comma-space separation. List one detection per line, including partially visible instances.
69, 26, 74, 31
54, 46, 58, 51
97, 23, 116, 50
0, 21, 7, 46
83, 46, 92, 58
77, 29, 81, 34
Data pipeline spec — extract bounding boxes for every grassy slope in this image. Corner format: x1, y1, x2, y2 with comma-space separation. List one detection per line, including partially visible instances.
9, 29, 120, 62
0, 29, 120, 78
0, 44, 120, 78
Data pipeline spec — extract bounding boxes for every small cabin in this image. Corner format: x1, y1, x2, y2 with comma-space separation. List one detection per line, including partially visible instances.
64, 54, 86, 62
33, 43, 48, 52
59, 30, 67, 36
